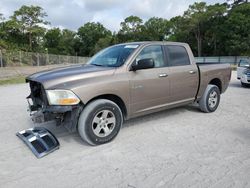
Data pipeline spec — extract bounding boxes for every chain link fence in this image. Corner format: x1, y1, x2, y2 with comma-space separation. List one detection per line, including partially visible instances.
195, 56, 250, 65
0, 50, 90, 67
0, 49, 249, 68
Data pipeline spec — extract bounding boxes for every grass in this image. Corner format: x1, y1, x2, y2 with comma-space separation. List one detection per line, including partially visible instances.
0, 76, 26, 85
231, 64, 237, 71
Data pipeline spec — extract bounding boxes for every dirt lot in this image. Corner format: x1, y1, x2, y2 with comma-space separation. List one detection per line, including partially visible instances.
0, 71, 249, 188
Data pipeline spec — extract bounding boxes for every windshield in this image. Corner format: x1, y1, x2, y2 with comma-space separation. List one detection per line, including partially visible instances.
239, 60, 250, 67
88, 44, 139, 67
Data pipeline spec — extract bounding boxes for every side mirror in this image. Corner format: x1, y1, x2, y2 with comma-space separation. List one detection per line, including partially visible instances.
131, 58, 155, 71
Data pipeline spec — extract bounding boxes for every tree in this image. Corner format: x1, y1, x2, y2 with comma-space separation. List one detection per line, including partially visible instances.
77, 22, 111, 56
59, 29, 76, 55
168, 16, 197, 54
0, 13, 5, 41
120, 15, 143, 34
223, 3, 250, 55
203, 3, 227, 56
1, 2, 250, 57
44, 28, 62, 54
117, 16, 143, 42
0, 13, 7, 49
11, 5, 49, 51
143, 17, 170, 41
183, 2, 209, 57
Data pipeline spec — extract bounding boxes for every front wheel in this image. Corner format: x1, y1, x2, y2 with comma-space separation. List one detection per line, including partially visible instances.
199, 84, 220, 113
78, 99, 123, 145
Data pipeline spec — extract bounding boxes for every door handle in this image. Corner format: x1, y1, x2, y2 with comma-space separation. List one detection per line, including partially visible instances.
159, 73, 168, 78
189, 70, 196, 74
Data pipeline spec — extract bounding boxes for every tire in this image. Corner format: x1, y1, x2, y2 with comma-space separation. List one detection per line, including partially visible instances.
199, 84, 220, 113
241, 82, 250, 87
78, 99, 123, 145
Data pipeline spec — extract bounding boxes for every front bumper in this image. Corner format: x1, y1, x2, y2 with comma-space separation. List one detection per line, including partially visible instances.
28, 102, 83, 132
26, 80, 83, 132
240, 74, 250, 84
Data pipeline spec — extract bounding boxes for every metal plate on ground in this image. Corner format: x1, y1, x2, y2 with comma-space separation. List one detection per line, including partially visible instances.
16, 127, 60, 158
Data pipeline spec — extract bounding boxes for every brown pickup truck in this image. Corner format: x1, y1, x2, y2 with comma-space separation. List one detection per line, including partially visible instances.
26, 42, 231, 145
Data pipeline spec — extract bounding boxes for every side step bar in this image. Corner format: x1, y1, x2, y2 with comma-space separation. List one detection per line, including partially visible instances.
16, 127, 60, 158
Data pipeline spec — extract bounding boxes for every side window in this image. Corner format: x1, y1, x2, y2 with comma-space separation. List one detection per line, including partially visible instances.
165, 45, 190, 66
136, 45, 165, 68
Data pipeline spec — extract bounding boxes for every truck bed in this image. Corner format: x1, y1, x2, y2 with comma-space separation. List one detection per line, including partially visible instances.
196, 63, 231, 100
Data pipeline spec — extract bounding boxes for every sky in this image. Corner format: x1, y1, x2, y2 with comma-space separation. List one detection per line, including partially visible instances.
0, 0, 225, 31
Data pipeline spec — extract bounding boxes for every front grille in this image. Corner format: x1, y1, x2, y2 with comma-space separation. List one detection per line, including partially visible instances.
16, 127, 60, 158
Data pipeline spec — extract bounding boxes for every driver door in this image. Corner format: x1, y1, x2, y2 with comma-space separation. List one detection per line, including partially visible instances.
128, 45, 170, 116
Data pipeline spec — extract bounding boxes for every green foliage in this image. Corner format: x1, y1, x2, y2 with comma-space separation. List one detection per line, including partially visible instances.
183, 2, 210, 56
44, 28, 77, 55
117, 16, 144, 42
1, 2, 250, 58
77, 22, 112, 56
44, 28, 61, 54
223, 3, 250, 55
59, 29, 77, 55
143, 17, 170, 41
0, 76, 25, 85
10, 5, 49, 51
203, 3, 227, 56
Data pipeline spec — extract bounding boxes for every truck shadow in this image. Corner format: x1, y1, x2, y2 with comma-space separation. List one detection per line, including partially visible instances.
32, 120, 89, 146
123, 105, 201, 128
229, 82, 243, 88
229, 81, 250, 89
32, 105, 201, 146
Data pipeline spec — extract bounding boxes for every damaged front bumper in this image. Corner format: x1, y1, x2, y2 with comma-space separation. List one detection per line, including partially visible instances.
27, 80, 83, 132
28, 103, 83, 132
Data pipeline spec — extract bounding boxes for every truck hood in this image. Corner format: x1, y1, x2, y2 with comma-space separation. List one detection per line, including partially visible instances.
26, 64, 116, 89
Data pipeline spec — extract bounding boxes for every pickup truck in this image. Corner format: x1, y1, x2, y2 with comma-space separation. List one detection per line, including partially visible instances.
26, 42, 231, 145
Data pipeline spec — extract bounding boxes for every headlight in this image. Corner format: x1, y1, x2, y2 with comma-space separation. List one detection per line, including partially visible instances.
46, 90, 80, 105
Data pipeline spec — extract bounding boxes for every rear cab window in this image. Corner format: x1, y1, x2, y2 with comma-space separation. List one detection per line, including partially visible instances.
164, 45, 190, 66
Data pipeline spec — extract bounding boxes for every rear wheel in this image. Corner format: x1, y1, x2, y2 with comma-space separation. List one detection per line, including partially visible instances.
199, 84, 220, 113
78, 99, 123, 145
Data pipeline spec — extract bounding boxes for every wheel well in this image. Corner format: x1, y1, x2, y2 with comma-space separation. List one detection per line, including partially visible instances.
209, 78, 222, 93
86, 94, 127, 119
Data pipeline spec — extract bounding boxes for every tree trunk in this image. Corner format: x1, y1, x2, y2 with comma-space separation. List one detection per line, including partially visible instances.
196, 24, 202, 57
214, 35, 217, 55
29, 32, 32, 50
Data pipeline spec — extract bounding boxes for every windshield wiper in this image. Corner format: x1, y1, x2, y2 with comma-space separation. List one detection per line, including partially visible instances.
91, 63, 103, 66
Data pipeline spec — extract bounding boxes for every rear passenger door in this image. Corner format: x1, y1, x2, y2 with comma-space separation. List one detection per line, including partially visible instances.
164, 45, 199, 103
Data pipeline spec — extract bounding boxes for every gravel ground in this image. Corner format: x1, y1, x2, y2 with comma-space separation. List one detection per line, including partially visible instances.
0, 71, 249, 188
